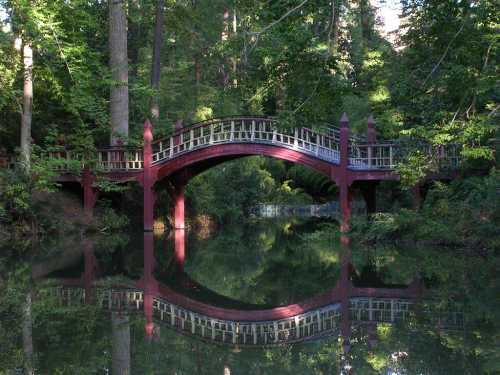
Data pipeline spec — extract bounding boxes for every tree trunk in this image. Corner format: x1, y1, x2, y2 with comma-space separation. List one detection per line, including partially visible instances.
109, 0, 129, 146
150, 0, 165, 122
220, 8, 230, 88
23, 291, 34, 375
21, 42, 33, 167
231, 8, 237, 87
328, 1, 341, 54
111, 312, 131, 375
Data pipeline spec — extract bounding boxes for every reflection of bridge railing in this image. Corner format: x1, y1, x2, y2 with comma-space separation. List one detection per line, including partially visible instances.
3, 117, 462, 173
55, 286, 340, 345
350, 298, 464, 329
53, 286, 463, 346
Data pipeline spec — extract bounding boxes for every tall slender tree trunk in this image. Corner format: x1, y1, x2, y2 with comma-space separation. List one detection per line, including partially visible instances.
111, 312, 131, 375
328, 1, 341, 54
220, 8, 230, 88
150, 0, 165, 122
231, 8, 238, 87
109, 0, 129, 146
21, 42, 33, 167
23, 291, 34, 375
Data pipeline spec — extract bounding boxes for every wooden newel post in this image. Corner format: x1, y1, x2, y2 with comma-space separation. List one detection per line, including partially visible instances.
367, 115, 376, 168
339, 113, 349, 168
143, 119, 154, 231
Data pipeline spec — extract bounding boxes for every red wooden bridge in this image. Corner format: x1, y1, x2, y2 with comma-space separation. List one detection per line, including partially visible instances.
44, 114, 460, 232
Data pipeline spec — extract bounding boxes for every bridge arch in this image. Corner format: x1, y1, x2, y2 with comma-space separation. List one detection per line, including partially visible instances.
153, 143, 338, 184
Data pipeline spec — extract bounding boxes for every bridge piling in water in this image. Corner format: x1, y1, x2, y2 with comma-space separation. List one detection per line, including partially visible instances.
143, 119, 155, 231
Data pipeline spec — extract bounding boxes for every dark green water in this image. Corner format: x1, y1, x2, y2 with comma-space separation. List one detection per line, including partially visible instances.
0, 218, 498, 374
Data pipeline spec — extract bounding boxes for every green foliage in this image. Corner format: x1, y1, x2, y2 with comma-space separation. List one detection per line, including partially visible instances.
95, 200, 130, 233
352, 169, 500, 252
186, 157, 312, 224
396, 150, 438, 188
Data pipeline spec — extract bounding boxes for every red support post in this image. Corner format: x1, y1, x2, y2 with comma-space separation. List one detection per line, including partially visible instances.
172, 183, 186, 272
174, 186, 185, 230
174, 227, 186, 272
143, 119, 154, 231
82, 168, 97, 219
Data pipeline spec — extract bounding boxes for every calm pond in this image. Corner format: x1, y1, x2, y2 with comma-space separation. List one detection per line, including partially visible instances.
1, 218, 497, 374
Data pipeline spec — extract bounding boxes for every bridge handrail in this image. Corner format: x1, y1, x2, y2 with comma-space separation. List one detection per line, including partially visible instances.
166, 116, 363, 142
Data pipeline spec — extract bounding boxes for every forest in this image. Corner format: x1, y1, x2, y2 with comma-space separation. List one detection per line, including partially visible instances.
0, 0, 498, 374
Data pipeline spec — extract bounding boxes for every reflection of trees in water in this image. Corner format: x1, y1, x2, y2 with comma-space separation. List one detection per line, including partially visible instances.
0, 219, 498, 374
185, 219, 342, 305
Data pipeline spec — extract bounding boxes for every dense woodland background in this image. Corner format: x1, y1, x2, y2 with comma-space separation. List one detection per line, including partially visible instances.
0, 0, 498, 228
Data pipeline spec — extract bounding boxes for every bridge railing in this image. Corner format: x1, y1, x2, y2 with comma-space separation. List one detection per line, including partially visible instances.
45, 149, 144, 171
349, 143, 397, 169
96, 149, 143, 171
27, 117, 463, 173
348, 142, 462, 170
152, 117, 341, 165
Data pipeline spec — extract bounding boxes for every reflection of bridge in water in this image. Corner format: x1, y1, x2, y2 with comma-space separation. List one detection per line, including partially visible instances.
50, 233, 463, 347
54, 286, 463, 347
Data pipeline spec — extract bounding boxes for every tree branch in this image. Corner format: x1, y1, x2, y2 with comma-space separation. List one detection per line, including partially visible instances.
421, 21, 465, 88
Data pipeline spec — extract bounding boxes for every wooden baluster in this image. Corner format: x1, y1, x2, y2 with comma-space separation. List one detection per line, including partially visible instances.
389, 146, 393, 168
211, 319, 215, 340
210, 124, 214, 144
252, 323, 257, 344
391, 299, 395, 322
316, 135, 320, 156
169, 137, 174, 158
190, 312, 195, 334
295, 316, 300, 338
369, 298, 373, 321
230, 120, 235, 141
189, 129, 194, 150
170, 305, 175, 326
272, 129, 277, 143
251, 120, 255, 141
294, 129, 298, 148
232, 322, 237, 344
317, 311, 321, 331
